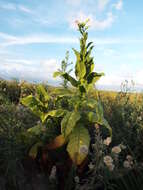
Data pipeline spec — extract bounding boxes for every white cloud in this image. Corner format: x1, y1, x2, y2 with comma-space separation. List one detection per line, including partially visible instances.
0, 58, 60, 83
0, 3, 16, 10
93, 12, 114, 30
66, 0, 82, 6
134, 70, 143, 85
98, 0, 110, 11
18, 5, 33, 14
0, 32, 78, 46
113, 0, 123, 10
0, 2, 32, 14
1, 31, 143, 47
4, 59, 34, 65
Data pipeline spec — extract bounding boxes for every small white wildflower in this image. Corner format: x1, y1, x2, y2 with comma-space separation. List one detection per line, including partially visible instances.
49, 166, 56, 180
126, 155, 133, 161
123, 161, 131, 168
79, 145, 88, 154
103, 137, 111, 146
74, 176, 79, 183
112, 146, 121, 154
138, 116, 142, 121
88, 162, 94, 170
104, 156, 113, 166
120, 144, 126, 150
92, 143, 96, 149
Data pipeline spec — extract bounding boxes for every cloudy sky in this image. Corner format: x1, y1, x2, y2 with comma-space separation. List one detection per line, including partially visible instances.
0, 0, 143, 91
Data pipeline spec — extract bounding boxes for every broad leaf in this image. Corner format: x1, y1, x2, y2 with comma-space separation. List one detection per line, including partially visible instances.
46, 135, 66, 150
67, 125, 90, 165
87, 72, 104, 84
86, 42, 93, 49
61, 111, 81, 138
36, 84, 50, 102
21, 95, 43, 119
29, 141, 43, 159
62, 73, 79, 87
27, 124, 46, 136
42, 109, 67, 123
73, 48, 86, 79
53, 71, 62, 78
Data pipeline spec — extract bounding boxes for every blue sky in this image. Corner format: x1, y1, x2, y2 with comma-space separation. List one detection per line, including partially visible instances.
0, 0, 143, 91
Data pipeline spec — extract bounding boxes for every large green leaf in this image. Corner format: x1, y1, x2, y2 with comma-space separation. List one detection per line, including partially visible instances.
53, 71, 62, 78
73, 48, 86, 79
29, 141, 43, 159
42, 109, 67, 123
61, 111, 81, 138
27, 124, 46, 136
76, 60, 86, 79
67, 125, 90, 165
21, 95, 43, 119
87, 72, 104, 84
62, 73, 79, 87
36, 84, 50, 102
86, 42, 93, 50
52, 88, 73, 96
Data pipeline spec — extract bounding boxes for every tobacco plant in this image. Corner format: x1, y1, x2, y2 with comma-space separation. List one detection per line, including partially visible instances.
21, 20, 111, 168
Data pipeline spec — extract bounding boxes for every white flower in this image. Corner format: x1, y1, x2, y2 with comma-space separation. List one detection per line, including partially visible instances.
126, 155, 133, 161
92, 143, 96, 149
74, 176, 79, 183
49, 166, 56, 180
79, 145, 88, 154
120, 144, 126, 150
103, 137, 111, 146
104, 156, 113, 166
112, 146, 121, 154
123, 161, 131, 168
138, 116, 142, 121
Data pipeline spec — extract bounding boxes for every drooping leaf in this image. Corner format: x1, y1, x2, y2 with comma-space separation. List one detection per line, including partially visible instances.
87, 111, 98, 123
46, 135, 66, 150
61, 111, 81, 138
42, 109, 67, 123
29, 141, 43, 159
21, 95, 43, 119
86, 42, 93, 49
62, 73, 79, 87
36, 84, 50, 102
27, 124, 46, 136
53, 71, 62, 78
85, 45, 94, 58
87, 72, 104, 84
67, 125, 90, 165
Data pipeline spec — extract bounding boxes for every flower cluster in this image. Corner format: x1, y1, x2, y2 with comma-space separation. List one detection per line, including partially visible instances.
112, 146, 121, 154
123, 155, 134, 169
103, 137, 111, 146
103, 156, 115, 171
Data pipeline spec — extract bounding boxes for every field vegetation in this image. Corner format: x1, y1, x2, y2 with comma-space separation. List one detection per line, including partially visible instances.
0, 21, 143, 190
